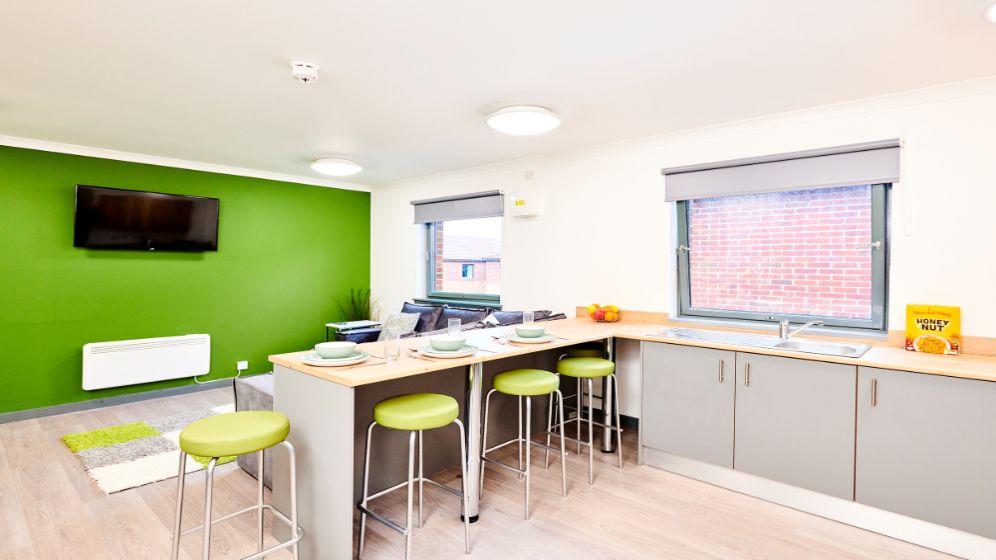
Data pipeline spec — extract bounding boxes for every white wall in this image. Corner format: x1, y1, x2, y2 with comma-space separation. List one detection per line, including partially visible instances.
371, 76, 996, 416
373, 75, 996, 335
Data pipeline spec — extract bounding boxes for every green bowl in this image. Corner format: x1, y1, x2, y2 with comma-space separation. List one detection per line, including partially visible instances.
515, 325, 546, 338
430, 336, 466, 352
315, 341, 358, 359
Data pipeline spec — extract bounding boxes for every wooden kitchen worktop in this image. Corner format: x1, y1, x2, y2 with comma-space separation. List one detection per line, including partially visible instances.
269, 314, 996, 387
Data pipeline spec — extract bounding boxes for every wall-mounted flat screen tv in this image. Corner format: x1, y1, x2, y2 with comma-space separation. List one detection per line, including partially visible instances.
74, 185, 220, 251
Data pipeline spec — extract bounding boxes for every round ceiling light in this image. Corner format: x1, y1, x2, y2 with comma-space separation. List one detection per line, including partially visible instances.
986, 0, 996, 23
485, 105, 561, 136
310, 158, 363, 177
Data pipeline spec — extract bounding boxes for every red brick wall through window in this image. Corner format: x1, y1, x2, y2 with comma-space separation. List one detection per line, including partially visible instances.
687, 185, 873, 320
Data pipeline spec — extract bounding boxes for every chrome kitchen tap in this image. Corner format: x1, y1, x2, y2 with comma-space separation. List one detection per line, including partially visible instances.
778, 319, 825, 340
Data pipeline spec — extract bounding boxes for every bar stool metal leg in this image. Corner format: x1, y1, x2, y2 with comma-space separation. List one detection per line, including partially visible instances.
479, 389, 496, 499
202, 457, 218, 560
556, 389, 567, 496
544, 392, 554, 469
284, 440, 301, 560
611, 374, 624, 469
417, 430, 424, 528
358, 422, 376, 559
586, 379, 594, 485
517, 396, 524, 480
171, 452, 187, 560
405, 431, 416, 560
453, 419, 471, 554
576, 378, 583, 454
257, 450, 264, 552
523, 397, 532, 519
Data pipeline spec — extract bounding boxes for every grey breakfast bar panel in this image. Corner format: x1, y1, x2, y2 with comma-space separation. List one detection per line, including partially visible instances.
272, 364, 356, 560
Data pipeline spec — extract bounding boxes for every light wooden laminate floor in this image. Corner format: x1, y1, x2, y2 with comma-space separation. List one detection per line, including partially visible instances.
0, 388, 951, 560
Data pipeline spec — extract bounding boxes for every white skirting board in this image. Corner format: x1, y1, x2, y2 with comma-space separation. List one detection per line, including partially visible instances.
641, 447, 996, 560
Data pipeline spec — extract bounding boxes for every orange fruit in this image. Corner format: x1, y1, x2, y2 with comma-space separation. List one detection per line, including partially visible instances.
604, 311, 619, 322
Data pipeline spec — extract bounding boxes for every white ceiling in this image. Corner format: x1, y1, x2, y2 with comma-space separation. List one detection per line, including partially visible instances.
2, 0, 996, 186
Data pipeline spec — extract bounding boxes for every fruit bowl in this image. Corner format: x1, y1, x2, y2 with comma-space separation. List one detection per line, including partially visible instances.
586, 304, 621, 322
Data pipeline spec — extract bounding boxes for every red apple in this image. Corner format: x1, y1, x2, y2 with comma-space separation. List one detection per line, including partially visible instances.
593, 309, 607, 321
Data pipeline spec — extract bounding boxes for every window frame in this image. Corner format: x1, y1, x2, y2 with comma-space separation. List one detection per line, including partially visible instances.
460, 263, 475, 279
675, 184, 890, 332
424, 221, 501, 305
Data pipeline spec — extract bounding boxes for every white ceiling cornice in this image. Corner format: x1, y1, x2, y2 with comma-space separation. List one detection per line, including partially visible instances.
0, 134, 371, 193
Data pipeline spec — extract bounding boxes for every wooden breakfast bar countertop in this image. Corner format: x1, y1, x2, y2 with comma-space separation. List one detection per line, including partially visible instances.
270, 316, 996, 386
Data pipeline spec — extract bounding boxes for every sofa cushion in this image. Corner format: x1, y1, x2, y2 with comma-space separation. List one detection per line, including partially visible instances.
490, 309, 554, 326
401, 302, 445, 333
377, 312, 420, 341
436, 306, 490, 331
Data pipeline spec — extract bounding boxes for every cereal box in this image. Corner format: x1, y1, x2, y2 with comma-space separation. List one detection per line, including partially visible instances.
905, 305, 961, 355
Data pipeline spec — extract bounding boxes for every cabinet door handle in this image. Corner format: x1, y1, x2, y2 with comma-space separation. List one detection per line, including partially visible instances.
871, 378, 877, 407
718, 359, 725, 383
744, 362, 751, 387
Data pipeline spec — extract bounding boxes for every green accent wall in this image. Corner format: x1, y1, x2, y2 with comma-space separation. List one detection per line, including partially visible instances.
0, 145, 370, 414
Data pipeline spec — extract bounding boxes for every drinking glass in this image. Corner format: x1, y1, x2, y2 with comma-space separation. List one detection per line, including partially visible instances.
448, 318, 461, 336
383, 314, 402, 362
523, 310, 535, 325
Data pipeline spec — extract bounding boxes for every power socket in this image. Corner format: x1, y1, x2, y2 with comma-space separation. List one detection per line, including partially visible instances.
236, 360, 249, 372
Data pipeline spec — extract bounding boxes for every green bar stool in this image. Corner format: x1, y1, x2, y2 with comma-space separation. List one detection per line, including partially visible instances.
548, 357, 623, 484
480, 369, 567, 519
548, 344, 607, 455
358, 393, 471, 560
171, 411, 303, 560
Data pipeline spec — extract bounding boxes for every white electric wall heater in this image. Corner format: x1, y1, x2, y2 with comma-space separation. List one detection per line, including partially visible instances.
82, 334, 211, 390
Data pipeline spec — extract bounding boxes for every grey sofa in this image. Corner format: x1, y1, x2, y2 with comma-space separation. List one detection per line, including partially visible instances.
336, 303, 566, 343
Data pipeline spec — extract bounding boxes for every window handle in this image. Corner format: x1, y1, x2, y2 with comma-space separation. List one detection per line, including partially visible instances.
857, 240, 882, 251
677, 245, 693, 253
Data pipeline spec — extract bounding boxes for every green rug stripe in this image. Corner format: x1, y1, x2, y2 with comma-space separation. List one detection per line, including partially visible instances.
61, 422, 160, 453
191, 455, 237, 467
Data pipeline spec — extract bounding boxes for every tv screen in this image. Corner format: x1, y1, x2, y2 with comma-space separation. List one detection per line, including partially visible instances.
74, 185, 219, 251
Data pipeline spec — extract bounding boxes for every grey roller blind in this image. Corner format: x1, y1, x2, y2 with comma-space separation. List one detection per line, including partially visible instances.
411, 190, 503, 223
662, 139, 900, 202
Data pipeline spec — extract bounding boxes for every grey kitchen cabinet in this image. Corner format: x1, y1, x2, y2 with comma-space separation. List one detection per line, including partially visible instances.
856, 367, 996, 539
641, 342, 736, 467
734, 353, 857, 499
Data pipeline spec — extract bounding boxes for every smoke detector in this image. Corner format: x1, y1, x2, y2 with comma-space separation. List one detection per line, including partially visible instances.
290, 61, 320, 84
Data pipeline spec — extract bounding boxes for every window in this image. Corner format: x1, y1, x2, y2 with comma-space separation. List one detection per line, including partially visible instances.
426, 216, 501, 302
676, 184, 889, 330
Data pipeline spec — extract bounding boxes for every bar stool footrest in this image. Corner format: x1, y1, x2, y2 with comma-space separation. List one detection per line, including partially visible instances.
175, 503, 303, 560
359, 475, 465, 535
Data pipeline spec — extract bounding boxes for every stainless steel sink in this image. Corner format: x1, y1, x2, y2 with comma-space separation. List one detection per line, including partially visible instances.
649, 327, 871, 358
772, 339, 871, 358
